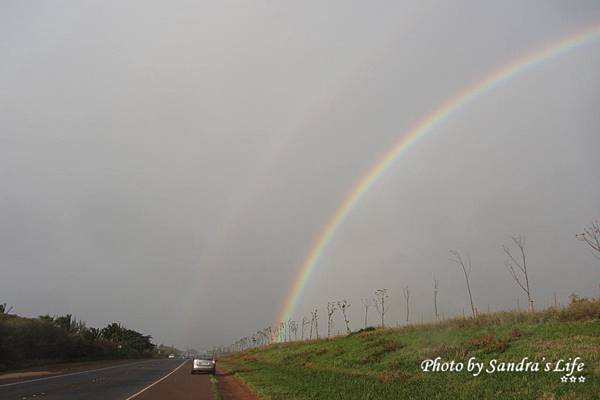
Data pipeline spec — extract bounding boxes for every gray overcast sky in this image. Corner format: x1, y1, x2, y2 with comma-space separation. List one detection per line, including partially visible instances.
1, 1, 599, 350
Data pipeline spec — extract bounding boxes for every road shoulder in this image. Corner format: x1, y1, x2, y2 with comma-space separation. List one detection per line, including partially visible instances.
127, 360, 215, 400
216, 368, 259, 400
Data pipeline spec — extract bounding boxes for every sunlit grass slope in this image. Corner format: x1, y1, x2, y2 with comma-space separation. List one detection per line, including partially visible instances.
219, 298, 600, 400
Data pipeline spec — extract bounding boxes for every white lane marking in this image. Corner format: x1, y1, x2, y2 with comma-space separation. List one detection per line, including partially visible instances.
125, 360, 187, 399
0, 360, 156, 388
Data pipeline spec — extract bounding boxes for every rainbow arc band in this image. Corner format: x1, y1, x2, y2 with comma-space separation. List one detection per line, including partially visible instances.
277, 24, 600, 325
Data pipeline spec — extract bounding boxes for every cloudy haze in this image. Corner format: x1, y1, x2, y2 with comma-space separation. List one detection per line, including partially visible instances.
1, 1, 599, 350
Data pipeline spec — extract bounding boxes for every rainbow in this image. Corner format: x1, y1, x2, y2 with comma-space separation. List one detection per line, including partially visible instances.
277, 24, 600, 324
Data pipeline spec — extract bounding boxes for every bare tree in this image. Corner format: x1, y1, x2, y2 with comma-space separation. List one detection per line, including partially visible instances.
285, 320, 291, 342
449, 250, 476, 318
313, 309, 319, 339
326, 302, 337, 337
257, 329, 269, 346
337, 300, 351, 334
265, 326, 272, 344
373, 289, 388, 327
402, 286, 410, 323
301, 317, 309, 341
433, 279, 439, 320
288, 319, 294, 341
503, 235, 534, 312
576, 220, 600, 260
361, 298, 371, 328
310, 309, 319, 339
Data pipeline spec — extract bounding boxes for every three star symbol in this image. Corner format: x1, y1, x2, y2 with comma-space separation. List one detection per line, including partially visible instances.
561, 375, 586, 383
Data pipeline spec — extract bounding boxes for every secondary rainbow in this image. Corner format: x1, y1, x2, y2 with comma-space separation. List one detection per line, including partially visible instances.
277, 24, 600, 324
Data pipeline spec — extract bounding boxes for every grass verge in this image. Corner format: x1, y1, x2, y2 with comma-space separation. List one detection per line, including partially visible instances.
210, 374, 222, 400
219, 298, 600, 399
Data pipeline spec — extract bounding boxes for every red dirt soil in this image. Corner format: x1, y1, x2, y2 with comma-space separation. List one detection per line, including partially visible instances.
216, 368, 259, 400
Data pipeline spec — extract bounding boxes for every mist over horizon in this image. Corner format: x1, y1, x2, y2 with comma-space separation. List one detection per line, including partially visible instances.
1, 1, 599, 352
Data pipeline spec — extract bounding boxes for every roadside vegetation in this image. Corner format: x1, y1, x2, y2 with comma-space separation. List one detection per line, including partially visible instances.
219, 297, 600, 400
217, 220, 599, 352
0, 305, 175, 371
210, 375, 222, 400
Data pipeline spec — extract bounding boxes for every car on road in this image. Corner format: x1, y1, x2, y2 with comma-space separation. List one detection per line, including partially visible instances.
191, 355, 216, 374
168, 354, 175, 359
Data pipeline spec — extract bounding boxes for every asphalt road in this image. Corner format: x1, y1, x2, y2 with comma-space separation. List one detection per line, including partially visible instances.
0, 359, 214, 400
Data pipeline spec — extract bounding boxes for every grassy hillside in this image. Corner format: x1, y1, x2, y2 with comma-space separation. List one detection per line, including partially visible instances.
219, 298, 600, 400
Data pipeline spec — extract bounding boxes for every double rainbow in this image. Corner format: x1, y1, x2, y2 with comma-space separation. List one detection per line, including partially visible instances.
277, 24, 600, 324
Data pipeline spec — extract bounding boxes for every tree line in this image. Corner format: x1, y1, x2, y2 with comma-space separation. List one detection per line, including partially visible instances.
214, 219, 599, 354
0, 310, 164, 371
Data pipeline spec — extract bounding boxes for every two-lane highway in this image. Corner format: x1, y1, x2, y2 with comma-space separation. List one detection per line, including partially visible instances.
0, 359, 214, 400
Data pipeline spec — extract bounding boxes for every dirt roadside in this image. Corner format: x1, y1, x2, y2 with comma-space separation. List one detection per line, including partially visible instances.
216, 367, 259, 400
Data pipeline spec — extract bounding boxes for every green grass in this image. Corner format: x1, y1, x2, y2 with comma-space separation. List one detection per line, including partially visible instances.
219, 298, 600, 399
210, 375, 222, 400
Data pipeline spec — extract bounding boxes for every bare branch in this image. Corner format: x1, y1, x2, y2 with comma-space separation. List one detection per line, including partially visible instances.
337, 300, 351, 334
433, 279, 439, 320
373, 289, 388, 327
577, 220, 600, 259
361, 298, 371, 328
502, 235, 534, 311
402, 286, 410, 323
505, 260, 527, 292
449, 249, 476, 318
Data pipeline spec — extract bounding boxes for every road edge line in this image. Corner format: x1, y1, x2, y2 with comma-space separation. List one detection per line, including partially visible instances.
0, 360, 153, 388
124, 360, 187, 399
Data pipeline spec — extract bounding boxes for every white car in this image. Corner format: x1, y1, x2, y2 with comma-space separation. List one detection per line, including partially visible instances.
191, 355, 216, 374
168, 354, 175, 359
